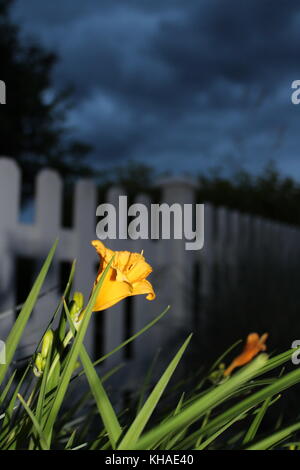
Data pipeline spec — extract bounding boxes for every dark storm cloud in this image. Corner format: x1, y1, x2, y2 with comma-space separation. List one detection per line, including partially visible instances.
11, 0, 300, 176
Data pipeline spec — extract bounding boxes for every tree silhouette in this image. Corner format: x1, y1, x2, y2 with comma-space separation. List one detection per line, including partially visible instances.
0, 0, 92, 196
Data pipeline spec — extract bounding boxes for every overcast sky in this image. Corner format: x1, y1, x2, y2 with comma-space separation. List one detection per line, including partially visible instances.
11, 0, 300, 179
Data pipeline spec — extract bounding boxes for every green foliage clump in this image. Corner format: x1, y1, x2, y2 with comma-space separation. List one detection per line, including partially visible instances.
1, 242, 300, 450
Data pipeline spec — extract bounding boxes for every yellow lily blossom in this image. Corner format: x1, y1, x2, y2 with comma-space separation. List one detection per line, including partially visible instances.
91, 240, 156, 311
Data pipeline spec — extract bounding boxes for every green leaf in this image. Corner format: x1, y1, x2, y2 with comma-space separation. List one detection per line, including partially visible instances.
17, 394, 49, 450
57, 260, 76, 343
36, 341, 54, 425
117, 334, 193, 450
80, 346, 122, 448
209, 339, 242, 373
43, 256, 114, 444
65, 429, 77, 450
195, 413, 247, 450
133, 354, 268, 450
0, 364, 30, 443
136, 348, 162, 414
90, 306, 170, 369
180, 350, 300, 449
0, 240, 58, 385
246, 421, 300, 450
161, 392, 186, 450
0, 370, 16, 405
201, 360, 300, 439
64, 300, 122, 449
243, 396, 273, 444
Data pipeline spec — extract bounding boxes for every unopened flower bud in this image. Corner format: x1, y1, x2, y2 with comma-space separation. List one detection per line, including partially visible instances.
70, 292, 84, 321
73, 292, 84, 310
69, 300, 78, 320
70, 292, 84, 327
41, 330, 54, 359
33, 353, 43, 377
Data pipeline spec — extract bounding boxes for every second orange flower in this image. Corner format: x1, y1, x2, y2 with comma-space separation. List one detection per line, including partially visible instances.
224, 332, 268, 376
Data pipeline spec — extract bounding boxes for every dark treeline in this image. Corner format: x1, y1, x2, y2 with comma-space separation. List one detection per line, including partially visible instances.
96, 160, 300, 227
198, 163, 300, 226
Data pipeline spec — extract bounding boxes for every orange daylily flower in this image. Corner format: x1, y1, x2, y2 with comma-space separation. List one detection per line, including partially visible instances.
224, 332, 268, 377
91, 240, 156, 311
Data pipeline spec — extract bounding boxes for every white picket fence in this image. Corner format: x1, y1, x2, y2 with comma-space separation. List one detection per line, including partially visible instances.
0, 157, 300, 384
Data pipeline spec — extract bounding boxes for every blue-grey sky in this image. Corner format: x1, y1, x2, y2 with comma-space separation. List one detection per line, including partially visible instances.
11, 0, 300, 178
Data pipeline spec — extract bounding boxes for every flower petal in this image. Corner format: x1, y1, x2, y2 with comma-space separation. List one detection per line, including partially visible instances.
132, 279, 156, 300
93, 268, 133, 311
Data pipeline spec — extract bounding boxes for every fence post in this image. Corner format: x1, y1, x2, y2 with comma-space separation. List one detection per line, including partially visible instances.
101, 186, 126, 367
0, 158, 20, 338
227, 210, 240, 286
198, 203, 214, 328
6, 169, 63, 357
238, 213, 250, 287
216, 207, 229, 301
158, 178, 197, 333
74, 179, 97, 357
130, 194, 160, 371
240, 213, 251, 252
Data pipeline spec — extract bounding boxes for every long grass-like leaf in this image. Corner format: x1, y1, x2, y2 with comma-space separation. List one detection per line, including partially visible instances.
90, 306, 170, 369
118, 334, 193, 450
246, 421, 300, 450
132, 354, 268, 450
43, 256, 115, 444
243, 396, 273, 444
0, 241, 58, 385
195, 413, 247, 450
17, 394, 49, 450
64, 300, 122, 449
0, 370, 16, 405
200, 362, 300, 440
